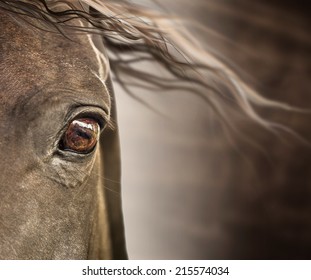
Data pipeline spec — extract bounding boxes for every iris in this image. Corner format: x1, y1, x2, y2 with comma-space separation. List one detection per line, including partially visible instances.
60, 118, 100, 154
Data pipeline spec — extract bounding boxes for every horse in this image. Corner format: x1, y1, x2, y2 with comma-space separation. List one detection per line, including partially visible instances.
0, 0, 310, 259
0, 0, 128, 259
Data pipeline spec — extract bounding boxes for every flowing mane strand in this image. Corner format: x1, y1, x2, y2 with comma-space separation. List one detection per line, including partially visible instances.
0, 0, 305, 141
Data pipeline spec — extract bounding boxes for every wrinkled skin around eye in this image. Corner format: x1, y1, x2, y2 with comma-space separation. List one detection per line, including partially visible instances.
61, 118, 100, 154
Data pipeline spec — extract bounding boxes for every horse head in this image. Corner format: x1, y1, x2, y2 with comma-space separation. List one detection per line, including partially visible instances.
0, 3, 126, 259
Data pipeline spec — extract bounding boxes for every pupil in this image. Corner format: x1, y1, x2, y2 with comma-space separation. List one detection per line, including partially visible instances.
76, 129, 92, 140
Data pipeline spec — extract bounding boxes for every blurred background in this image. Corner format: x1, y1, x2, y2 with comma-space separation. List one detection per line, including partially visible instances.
115, 0, 311, 259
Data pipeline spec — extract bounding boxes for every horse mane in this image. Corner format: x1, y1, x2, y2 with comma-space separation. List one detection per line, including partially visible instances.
0, 0, 304, 140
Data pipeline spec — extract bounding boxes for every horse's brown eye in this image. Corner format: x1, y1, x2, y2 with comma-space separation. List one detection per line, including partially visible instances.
60, 118, 100, 154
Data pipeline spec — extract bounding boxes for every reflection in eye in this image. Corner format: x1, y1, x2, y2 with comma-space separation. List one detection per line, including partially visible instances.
60, 118, 100, 154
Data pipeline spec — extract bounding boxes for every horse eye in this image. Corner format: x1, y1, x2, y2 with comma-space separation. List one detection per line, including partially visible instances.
59, 118, 100, 154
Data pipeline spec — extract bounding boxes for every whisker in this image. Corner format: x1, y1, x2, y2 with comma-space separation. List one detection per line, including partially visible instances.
70, 165, 121, 196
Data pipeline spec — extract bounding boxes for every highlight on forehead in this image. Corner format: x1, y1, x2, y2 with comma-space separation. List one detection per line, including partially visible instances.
0, 0, 303, 143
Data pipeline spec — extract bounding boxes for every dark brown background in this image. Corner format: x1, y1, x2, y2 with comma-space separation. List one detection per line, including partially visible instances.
117, 0, 311, 259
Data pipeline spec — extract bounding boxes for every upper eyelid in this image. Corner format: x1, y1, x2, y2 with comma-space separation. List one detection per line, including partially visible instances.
64, 105, 109, 129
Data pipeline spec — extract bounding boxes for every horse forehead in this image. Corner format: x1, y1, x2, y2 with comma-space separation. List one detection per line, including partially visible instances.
0, 13, 109, 105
